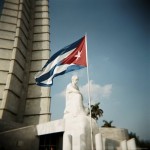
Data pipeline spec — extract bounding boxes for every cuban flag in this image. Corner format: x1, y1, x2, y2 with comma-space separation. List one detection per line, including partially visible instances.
35, 36, 87, 86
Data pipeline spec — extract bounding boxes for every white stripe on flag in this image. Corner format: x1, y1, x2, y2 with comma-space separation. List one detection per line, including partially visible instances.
35, 49, 75, 79
40, 64, 75, 85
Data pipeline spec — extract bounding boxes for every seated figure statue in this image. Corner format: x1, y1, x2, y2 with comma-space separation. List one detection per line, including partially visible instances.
64, 75, 88, 118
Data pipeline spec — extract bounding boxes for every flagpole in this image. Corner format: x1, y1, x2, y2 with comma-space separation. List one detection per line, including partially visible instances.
85, 34, 94, 150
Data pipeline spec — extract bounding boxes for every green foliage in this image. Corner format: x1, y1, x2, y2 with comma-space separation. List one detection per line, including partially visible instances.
101, 120, 115, 128
90, 102, 103, 121
129, 132, 140, 145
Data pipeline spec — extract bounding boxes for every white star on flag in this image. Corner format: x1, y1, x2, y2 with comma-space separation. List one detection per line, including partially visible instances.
75, 51, 81, 60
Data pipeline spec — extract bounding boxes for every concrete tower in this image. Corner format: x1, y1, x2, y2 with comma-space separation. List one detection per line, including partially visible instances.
0, 0, 51, 126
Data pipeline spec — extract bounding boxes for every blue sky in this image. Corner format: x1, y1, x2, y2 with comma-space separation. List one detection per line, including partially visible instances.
49, 0, 150, 140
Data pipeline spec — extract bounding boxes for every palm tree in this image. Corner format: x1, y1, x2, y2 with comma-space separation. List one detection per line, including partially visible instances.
101, 120, 115, 128
90, 102, 103, 121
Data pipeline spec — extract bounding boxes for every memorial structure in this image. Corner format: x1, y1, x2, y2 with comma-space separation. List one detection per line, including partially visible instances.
0, 0, 50, 125
64, 75, 88, 118
63, 75, 99, 150
0, 0, 51, 149
0, 0, 137, 150
36, 76, 136, 150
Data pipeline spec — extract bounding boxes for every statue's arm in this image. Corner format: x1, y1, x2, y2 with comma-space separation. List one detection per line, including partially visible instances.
66, 84, 81, 94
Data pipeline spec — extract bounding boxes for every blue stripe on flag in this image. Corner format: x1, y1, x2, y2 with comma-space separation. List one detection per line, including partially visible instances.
35, 63, 61, 83
36, 64, 85, 86
43, 37, 84, 68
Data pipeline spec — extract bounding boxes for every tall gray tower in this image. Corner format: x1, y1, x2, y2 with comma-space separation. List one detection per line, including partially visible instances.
0, 0, 51, 125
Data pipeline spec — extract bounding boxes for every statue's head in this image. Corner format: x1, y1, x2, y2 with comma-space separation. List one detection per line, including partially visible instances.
71, 75, 78, 85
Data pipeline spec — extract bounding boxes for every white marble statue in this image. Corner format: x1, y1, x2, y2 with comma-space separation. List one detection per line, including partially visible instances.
63, 75, 100, 150
64, 75, 88, 118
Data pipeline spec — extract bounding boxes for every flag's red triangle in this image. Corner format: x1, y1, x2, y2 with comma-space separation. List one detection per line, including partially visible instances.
62, 36, 87, 66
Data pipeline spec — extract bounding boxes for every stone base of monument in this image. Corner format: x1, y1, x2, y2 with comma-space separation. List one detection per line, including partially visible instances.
36, 118, 137, 150
63, 115, 99, 150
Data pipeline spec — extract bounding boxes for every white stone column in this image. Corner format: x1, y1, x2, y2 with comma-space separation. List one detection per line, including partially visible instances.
100, 137, 106, 150
121, 140, 128, 150
63, 133, 72, 150
95, 133, 103, 150
127, 138, 136, 150
80, 134, 87, 150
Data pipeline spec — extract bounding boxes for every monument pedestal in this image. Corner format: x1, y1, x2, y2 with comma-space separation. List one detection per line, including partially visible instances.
36, 118, 135, 150
63, 115, 99, 150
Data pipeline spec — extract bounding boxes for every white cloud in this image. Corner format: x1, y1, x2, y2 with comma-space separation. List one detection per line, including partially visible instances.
80, 80, 112, 102
57, 80, 112, 103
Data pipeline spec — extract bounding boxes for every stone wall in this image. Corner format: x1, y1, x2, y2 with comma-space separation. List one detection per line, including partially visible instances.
0, 125, 39, 150
0, 0, 51, 125
100, 127, 129, 150
0, 0, 20, 122
24, 0, 51, 125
